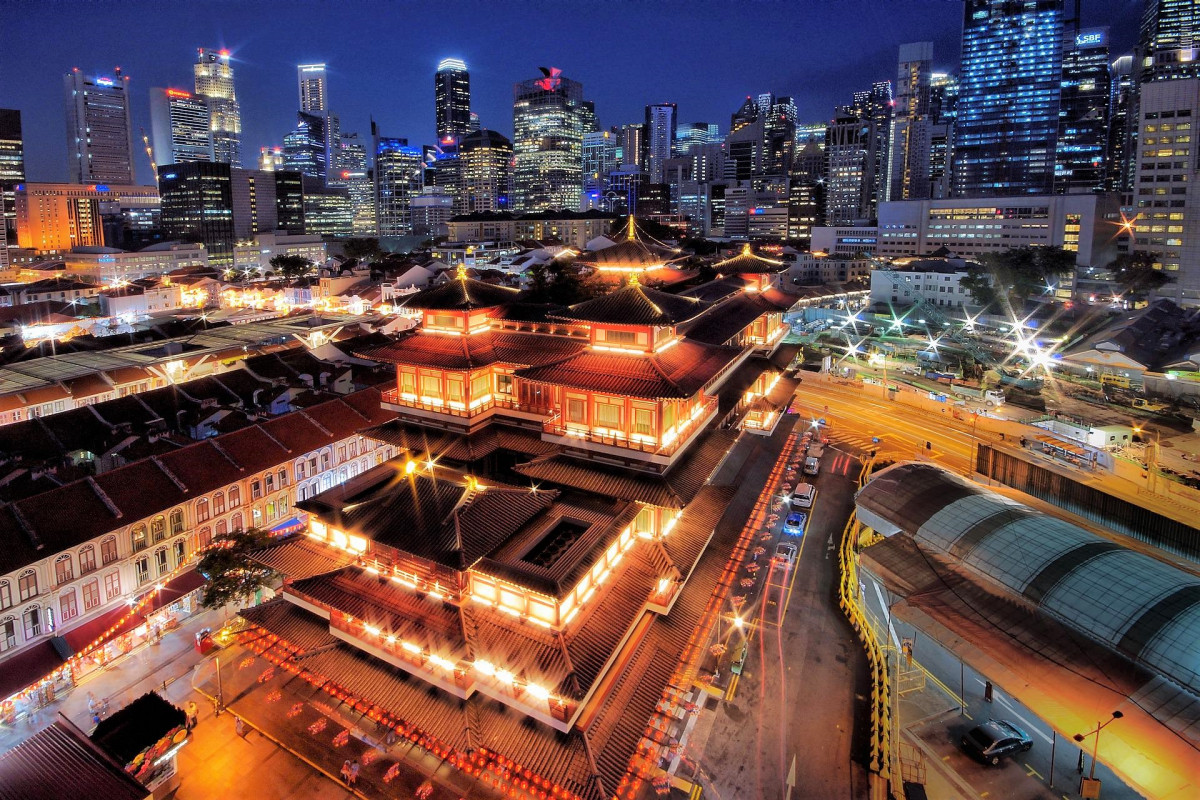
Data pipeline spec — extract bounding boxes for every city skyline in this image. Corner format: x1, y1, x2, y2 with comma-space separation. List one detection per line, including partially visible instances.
3, 0, 1138, 185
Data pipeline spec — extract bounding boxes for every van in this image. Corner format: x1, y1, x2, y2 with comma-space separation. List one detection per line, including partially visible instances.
803, 456, 821, 476
791, 483, 816, 508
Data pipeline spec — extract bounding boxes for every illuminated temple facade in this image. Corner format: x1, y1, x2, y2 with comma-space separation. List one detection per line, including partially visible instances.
238, 241, 797, 799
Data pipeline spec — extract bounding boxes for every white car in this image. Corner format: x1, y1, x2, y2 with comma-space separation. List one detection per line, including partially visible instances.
775, 542, 798, 566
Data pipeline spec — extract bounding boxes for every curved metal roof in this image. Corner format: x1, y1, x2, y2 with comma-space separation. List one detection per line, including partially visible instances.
857, 462, 1200, 695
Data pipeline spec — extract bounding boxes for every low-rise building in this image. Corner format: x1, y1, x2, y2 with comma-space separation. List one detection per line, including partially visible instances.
99, 282, 184, 319
63, 242, 208, 283
8, 277, 101, 306
876, 193, 1123, 267
810, 225, 879, 256
869, 257, 977, 309
446, 210, 618, 250
233, 232, 326, 277
0, 388, 394, 718
788, 253, 872, 286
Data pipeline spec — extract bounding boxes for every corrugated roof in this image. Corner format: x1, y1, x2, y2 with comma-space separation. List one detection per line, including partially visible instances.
0, 721, 149, 800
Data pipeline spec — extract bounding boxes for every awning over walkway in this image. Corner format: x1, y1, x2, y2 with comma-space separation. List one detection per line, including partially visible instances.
0, 641, 64, 701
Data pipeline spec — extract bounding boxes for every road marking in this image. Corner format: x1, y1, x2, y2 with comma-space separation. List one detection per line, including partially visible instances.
1025, 764, 1043, 780
963, 711, 972, 720
726, 674, 740, 700
870, 581, 901, 649
994, 697, 1052, 745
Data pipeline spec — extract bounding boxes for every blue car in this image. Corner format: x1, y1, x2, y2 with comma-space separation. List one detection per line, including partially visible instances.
783, 511, 807, 536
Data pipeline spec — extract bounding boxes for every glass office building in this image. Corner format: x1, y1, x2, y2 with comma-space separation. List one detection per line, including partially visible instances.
435, 58, 471, 142
1055, 28, 1111, 193
953, 0, 1065, 197
373, 132, 423, 236
194, 48, 242, 168
512, 68, 586, 212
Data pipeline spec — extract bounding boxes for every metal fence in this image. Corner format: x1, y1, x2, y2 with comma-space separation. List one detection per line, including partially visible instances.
975, 445, 1199, 561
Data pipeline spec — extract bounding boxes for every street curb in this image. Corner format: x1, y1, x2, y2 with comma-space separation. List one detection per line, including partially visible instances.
903, 727, 982, 800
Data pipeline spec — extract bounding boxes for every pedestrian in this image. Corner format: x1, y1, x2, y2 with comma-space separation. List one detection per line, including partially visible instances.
341, 759, 352, 785
983, 681, 993, 703
235, 716, 246, 738
86, 692, 96, 716
384, 728, 397, 747
91, 711, 101, 728
186, 700, 199, 731
348, 759, 360, 787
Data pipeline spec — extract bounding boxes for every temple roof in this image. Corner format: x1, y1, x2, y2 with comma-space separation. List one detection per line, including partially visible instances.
575, 217, 684, 273
679, 292, 785, 346
514, 339, 742, 399
401, 268, 520, 311
356, 330, 587, 371
712, 243, 788, 274
549, 279, 709, 326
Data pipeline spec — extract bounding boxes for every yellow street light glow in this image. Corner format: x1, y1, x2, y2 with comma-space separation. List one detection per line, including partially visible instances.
525, 683, 550, 701
733, 616, 744, 628
474, 659, 496, 676
405, 460, 417, 475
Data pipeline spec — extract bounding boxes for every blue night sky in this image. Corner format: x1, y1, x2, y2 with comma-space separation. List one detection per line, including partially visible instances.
2, 0, 1140, 185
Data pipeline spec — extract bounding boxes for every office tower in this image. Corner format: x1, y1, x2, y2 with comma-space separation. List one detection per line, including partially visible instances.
579, 100, 598, 134
427, 139, 462, 212
676, 123, 721, 152
582, 129, 617, 208
0, 109, 24, 250
930, 73, 959, 123
730, 96, 759, 134
688, 142, 726, 185
460, 130, 513, 216
334, 133, 375, 235
298, 63, 328, 113
149, 88, 212, 166
194, 48, 242, 167
373, 125, 423, 236
1107, 56, 1135, 192
435, 58, 471, 143
619, 123, 645, 170
887, 42, 935, 201
259, 146, 284, 171
468, 111, 481, 134
1055, 28, 1111, 193
511, 67, 586, 212
15, 182, 158, 252
459, 129, 512, 214
787, 174, 822, 245
1135, 0, 1200, 84
726, 119, 764, 182
954, 0, 1065, 197
159, 162, 302, 264
302, 175, 351, 237
825, 113, 883, 225
64, 68, 136, 185
410, 187, 455, 237
768, 97, 799, 175
1131, 78, 1200, 304
283, 111, 328, 183
644, 103, 677, 183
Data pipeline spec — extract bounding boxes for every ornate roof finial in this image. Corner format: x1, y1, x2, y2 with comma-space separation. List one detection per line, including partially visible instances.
626, 215, 637, 241
627, 270, 640, 287
741, 242, 752, 256
455, 263, 468, 281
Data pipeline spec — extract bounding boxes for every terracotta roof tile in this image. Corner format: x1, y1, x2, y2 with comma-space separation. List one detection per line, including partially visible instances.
248, 535, 356, 580
401, 276, 519, 311
358, 330, 586, 371
550, 284, 708, 326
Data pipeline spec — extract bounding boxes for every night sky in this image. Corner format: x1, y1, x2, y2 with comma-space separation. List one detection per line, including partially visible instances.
3, 0, 1141, 185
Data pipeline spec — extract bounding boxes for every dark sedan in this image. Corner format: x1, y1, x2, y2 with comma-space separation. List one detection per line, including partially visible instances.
961, 719, 1033, 765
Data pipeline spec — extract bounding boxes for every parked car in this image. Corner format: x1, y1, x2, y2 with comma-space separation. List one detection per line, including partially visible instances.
791, 483, 816, 508
803, 456, 821, 476
774, 541, 798, 566
960, 720, 1033, 765
783, 510, 808, 536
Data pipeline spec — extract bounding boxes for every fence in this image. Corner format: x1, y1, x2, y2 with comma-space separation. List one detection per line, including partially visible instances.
976, 445, 1200, 561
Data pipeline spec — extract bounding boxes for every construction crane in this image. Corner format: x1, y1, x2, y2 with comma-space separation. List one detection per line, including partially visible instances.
140, 127, 158, 185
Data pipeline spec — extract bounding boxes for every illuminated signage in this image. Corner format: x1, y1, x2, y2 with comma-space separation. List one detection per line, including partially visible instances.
166, 89, 191, 99
96, 77, 115, 87
94, 184, 109, 192
163, 173, 177, 180
1075, 29, 1107, 48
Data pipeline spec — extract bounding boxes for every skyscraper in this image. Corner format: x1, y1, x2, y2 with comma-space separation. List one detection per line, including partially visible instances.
762, 95, 798, 175
0, 109, 24, 252
1055, 27, 1111, 193
194, 48, 242, 167
298, 63, 328, 113
887, 42, 936, 201
373, 125, 423, 236
64, 68, 136, 185
644, 103, 677, 183
825, 113, 880, 225
954, 0, 1065, 197
458, 130, 511, 214
512, 67, 586, 212
335, 132, 375, 234
1135, 0, 1200, 84
435, 58, 471, 142
283, 112, 328, 183
582, 129, 617, 207
675, 123, 721, 152
618, 123, 645, 170
1107, 55, 1135, 192
149, 88, 212, 165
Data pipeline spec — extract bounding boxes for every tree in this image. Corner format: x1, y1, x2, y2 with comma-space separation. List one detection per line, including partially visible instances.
269, 254, 314, 280
196, 527, 278, 609
343, 237, 384, 263
961, 246, 1076, 310
1109, 251, 1172, 297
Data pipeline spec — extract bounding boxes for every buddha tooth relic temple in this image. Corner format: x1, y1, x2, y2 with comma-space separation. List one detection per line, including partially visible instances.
238, 233, 798, 799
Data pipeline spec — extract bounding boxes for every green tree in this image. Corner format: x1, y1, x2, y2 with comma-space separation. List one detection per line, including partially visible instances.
269, 254, 314, 279
961, 246, 1076, 309
196, 527, 278, 609
343, 237, 384, 263
1109, 251, 1172, 297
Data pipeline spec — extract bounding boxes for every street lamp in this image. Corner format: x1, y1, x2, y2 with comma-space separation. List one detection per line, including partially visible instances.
1073, 710, 1123, 786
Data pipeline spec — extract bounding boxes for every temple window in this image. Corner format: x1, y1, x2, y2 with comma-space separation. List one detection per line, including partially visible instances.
566, 397, 586, 424
595, 400, 622, 430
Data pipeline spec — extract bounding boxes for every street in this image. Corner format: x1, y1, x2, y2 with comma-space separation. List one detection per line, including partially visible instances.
698, 416, 871, 800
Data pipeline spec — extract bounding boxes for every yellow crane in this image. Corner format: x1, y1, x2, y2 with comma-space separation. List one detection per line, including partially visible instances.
139, 127, 158, 184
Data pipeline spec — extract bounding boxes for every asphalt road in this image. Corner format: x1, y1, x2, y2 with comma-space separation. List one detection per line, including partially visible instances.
701, 419, 870, 800
859, 573, 1146, 800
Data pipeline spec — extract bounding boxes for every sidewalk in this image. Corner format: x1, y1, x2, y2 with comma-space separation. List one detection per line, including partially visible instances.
0, 604, 229, 753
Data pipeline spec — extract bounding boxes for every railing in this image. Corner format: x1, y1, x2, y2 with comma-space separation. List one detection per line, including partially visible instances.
542, 397, 718, 457
383, 388, 555, 420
